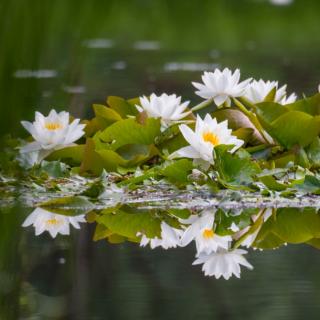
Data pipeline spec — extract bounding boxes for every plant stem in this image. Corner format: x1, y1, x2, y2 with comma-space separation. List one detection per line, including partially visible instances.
233, 98, 270, 144
191, 99, 213, 112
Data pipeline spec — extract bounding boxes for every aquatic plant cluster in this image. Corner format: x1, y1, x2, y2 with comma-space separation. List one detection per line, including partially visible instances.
17, 68, 320, 194
2, 67, 320, 279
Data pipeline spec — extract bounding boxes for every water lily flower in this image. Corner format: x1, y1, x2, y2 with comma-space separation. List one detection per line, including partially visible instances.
171, 114, 244, 165
192, 68, 251, 107
245, 79, 297, 105
138, 221, 183, 249
22, 207, 86, 238
136, 93, 190, 129
193, 249, 253, 279
16, 150, 48, 169
20, 109, 86, 153
180, 211, 232, 254
280, 92, 297, 105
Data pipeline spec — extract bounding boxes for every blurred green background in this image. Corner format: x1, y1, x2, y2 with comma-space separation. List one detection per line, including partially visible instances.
1, 0, 320, 319
1, 0, 320, 137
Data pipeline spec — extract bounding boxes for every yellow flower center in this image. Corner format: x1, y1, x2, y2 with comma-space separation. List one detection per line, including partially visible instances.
46, 218, 62, 226
202, 131, 220, 146
202, 229, 215, 239
45, 122, 62, 131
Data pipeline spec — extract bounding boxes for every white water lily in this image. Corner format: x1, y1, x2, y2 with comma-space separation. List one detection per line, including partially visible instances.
136, 93, 190, 128
180, 212, 232, 254
20, 109, 86, 153
138, 221, 183, 249
192, 68, 251, 107
193, 249, 253, 279
245, 79, 297, 105
22, 207, 86, 238
171, 114, 243, 165
16, 150, 48, 169
280, 92, 297, 105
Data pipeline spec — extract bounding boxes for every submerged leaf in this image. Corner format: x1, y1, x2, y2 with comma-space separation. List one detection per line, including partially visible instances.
38, 196, 94, 216
96, 207, 161, 239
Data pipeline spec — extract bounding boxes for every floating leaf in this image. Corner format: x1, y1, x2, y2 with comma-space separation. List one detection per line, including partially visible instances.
214, 145, 261, 187
107, 96, 138, 117
46, 145, 85, 165
294, 175, 320, 195
306, 137, 320, 169
98, 118, 161, 150
96, 207, 161, 239
268, 111, 320, 148
286, 93, 320, 116
38, 196, 94, 216
161, 159, 193, 184
255, 102, 288, 124
34, 161, 69, 178
255, 208, 320, 245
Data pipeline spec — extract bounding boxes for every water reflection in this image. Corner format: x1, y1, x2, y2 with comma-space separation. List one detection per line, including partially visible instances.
21, 203, 320, 281
22, 208, 86, 238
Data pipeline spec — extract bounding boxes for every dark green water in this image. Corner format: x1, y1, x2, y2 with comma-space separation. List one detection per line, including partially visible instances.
1, 0, 320, 319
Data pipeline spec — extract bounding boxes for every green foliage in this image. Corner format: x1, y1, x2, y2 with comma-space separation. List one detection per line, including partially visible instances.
38, 196, 94, 216
255, 101, 320, 149
98, 118, 161, 149
255, 208, 320, 248
214, 145, 261, 188
294, 175, 320, 195
96, 206, 161, 240
107, 96, 139, 117
161, 159, 193, 184
47, 145, 85, 165
286, 93, 320, 115
5, 89, 320, 204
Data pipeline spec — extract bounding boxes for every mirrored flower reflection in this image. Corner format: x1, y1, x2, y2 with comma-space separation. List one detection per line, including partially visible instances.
171, 114, 244, 165
138, 221, 183, 249
192, 68, 251, 107
180, 212, 232, 254
22, 207, 86, 238
193, 249, 253, 279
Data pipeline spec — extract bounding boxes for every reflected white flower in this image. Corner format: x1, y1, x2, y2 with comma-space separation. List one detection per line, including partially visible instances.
171, 114, 243, 165
136, 93, 190, 129
22, 207, 86, 238
20, 109, 85, 153
193, 249, 253, 279
180, 212, 232, 254
192, 68, 251, 106
245, 79, 296, 105
138, 221, 183, 249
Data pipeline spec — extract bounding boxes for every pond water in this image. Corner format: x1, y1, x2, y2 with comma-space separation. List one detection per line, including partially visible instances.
1, 0, 320, 319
